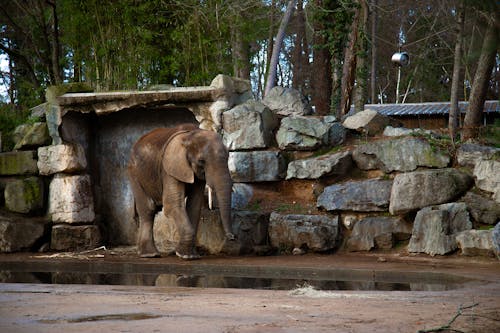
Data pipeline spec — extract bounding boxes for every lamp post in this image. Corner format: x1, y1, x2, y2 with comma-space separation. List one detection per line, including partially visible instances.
391, 52, 410, 103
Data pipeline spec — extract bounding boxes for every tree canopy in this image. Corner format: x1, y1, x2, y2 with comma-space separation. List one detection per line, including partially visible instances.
1, 0, 499, 135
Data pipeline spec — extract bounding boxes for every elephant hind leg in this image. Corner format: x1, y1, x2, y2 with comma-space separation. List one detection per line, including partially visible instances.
129, 176, 160, 258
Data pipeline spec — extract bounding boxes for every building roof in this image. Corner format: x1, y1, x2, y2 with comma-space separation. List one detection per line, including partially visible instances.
363, 100, 499, 116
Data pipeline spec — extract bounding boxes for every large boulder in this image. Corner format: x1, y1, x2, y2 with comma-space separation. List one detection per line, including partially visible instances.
493, 223, 500, 259
317, 179, 393, 212
13, 122, 51, 150
383, 126, 433, 137
459, 192, 500, 225
408, 203, 472, 256
269, 212, 339, 252
473, 159, 500, 202
286, 150, 352, 180
0, 214, 47, 252
352, 137, 450, 173
50, 224, 101, 251
456, 230, 495, 257
228, 151, 285, 182
342, 109, 397, 136
346, 216, 412, 252
0, 151, 38, 176
37, 143, 87, 175
262, 86, 313, 117
456, 143, 499, 168
389, 168, 473, 215
4, 177, 44, 214
154, 209, 268, 255
276, 116, 341, 150
48, 174, 95, 223
222, 100, 278, 150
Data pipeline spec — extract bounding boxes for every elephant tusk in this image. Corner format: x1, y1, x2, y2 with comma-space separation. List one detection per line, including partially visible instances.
208, 185, 213, 210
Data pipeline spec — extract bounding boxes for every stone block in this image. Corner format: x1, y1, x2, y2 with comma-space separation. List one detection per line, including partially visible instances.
389, 169, 473, 215
37, 143, 87, 175
408, 203, 472, 256
493, 223, 500, 259
276, 116, 338, 150
342, 109, 395, 136
317, 179, 393, 212
0, 151, 38, 176
286, 150, 352, 180
222, 100, 278, 150
0, 215, 47, 252
262, 86, 313, 117
346, 216, 412, 252
456, 230, 495, 257
4, 177, 44, 214
228, 151, 285, 182
50, 224, 101, 251
460, 192, 500, 225
269, 212, 339, 252
48, 174, 95, 223
13, 122, 50, 150
456, 143, 499, 168
474, 160, 500, 202
352, 137, 450, 173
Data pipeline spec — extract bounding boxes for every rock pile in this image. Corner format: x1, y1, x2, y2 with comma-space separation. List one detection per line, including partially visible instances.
1, 79, 498, 259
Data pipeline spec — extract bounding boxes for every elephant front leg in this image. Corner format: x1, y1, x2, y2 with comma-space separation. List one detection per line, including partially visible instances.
163, 178, 199, 260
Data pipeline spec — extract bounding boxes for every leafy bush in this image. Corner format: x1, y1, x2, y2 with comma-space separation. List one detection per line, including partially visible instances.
0, 103, 31, 151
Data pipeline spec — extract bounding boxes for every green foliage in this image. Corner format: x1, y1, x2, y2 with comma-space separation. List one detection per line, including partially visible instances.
0, 103, 30, 151
478, 119, 500, 148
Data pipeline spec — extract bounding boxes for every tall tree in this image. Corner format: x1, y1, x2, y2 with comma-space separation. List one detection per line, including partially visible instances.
448, 1, 465, 143
462, 10, 499, 141
338, 3, 360, 118
353, 0, 369, 112
0, 0, 63, 105
369, 0, 378, 103
291, 0, 310, 95
264, 0, 296, 96
311, 0, 332, 115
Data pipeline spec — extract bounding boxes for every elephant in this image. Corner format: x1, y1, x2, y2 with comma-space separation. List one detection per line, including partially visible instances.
127, 123, 236, 259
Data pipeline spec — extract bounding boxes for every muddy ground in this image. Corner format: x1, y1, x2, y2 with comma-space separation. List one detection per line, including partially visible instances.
0, 250, 499, 333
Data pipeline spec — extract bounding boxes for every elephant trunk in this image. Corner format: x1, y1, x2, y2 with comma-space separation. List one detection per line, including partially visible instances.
208, 167, 235, 241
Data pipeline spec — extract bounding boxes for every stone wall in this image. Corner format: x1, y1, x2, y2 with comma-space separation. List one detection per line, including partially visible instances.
1, 77, 499, 259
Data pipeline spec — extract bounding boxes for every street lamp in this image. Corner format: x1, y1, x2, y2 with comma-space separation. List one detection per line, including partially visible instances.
392, 52, 410, 103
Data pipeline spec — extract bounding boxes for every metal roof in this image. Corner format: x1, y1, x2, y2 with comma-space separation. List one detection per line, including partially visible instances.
362, 100, 499, 116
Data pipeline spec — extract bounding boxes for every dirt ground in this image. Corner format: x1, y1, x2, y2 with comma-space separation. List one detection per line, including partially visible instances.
0, 251, 499, 333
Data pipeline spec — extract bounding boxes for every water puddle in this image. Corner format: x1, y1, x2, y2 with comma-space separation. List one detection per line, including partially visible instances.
40, 313, 162, 324
0, 262, 474, 292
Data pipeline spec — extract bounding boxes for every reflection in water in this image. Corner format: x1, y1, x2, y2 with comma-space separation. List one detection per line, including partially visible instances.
0, 270, 466, 291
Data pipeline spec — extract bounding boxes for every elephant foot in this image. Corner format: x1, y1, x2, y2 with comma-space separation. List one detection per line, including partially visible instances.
140, 251, 161, 258
175, 251, 201, 260
138, 243, 160, 258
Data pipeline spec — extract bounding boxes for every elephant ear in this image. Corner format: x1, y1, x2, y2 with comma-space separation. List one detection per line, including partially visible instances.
162, 133, 195, 183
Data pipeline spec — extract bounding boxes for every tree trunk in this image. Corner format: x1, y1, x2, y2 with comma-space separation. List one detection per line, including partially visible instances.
311, 0, 332, 115
354, 0, 369, 113
448, 1, 465, 143
292, 0, 308, 94
462, 13, 498, 141
47, 0, 63, 84
231, 22, 250, 81
370, 0, 377, 104
264, 0, 296, 97
338, 5, 360, 118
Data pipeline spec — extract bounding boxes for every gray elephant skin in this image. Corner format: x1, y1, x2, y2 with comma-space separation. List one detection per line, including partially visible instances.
128, 123, 236, 259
